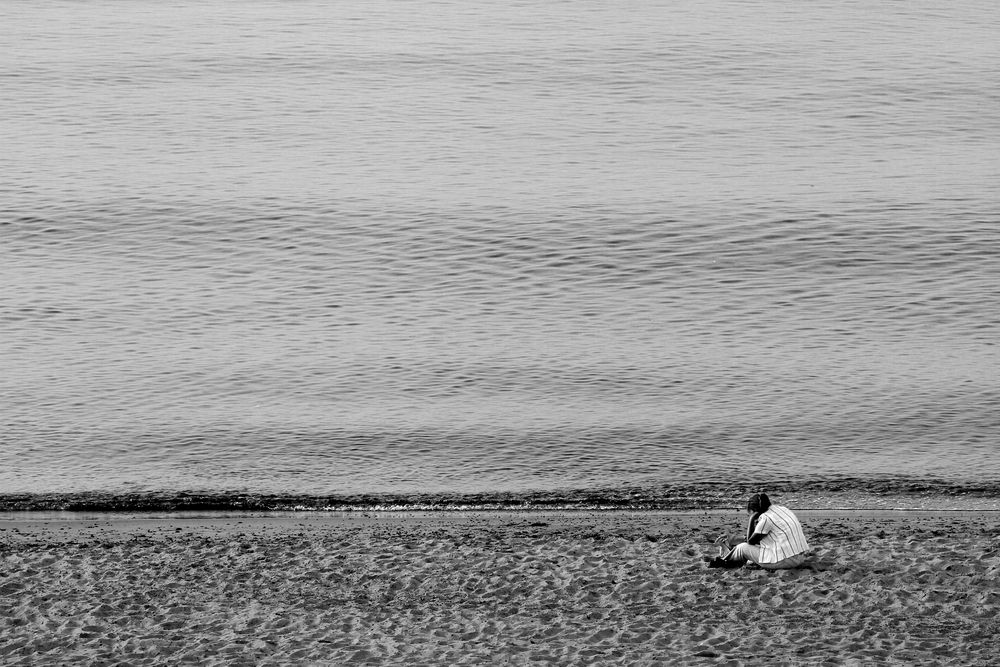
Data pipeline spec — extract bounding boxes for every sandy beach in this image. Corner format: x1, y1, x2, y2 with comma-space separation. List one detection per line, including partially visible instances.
2, 509, 998, 665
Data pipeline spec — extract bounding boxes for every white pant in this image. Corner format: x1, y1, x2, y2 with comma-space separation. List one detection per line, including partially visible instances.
731, 543, 807, 569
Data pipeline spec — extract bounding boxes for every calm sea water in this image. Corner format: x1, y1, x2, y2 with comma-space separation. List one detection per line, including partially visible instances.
2, 0, 998, 509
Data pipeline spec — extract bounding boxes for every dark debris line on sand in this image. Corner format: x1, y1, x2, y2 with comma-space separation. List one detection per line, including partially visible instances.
2, 478, 998, 512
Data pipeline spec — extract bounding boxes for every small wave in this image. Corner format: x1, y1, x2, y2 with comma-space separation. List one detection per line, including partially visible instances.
3, 479, 998, 513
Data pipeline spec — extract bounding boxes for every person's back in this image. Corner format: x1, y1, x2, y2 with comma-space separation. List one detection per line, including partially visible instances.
753, 504, 809, 564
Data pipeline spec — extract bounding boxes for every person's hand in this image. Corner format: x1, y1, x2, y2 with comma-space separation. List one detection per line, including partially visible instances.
714, 534, 730, 547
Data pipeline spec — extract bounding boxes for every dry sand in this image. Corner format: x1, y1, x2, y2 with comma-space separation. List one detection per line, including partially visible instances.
1, 509, 999, 665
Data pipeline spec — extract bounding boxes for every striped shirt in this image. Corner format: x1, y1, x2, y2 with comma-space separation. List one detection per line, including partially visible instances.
751, 505, 809, 564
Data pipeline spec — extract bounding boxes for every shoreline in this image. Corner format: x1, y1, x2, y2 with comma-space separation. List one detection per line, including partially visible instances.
4, 506, 1000, 524
5, 482, 1000, 514
3, 509, 999, 665
4, 501, 1000, 525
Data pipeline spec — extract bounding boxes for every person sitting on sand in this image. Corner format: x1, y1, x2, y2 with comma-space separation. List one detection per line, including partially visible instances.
710, 493, 809, 569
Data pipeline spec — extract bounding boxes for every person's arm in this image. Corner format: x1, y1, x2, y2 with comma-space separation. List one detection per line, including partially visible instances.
746, 512, 760, 542
746, 514, 768, 545
715, 533, 736, 550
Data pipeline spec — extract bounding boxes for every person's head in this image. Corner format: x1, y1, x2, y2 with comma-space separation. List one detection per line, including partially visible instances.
747, 492, 771, 515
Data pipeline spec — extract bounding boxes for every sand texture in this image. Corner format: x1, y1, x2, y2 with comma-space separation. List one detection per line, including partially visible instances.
2, 510, 999, 665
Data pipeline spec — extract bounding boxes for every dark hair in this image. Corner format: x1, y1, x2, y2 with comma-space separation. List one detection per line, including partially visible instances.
747, 492, 771, 514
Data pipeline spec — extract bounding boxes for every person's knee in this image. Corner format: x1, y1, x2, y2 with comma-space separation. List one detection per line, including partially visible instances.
732, 542, 757, 562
